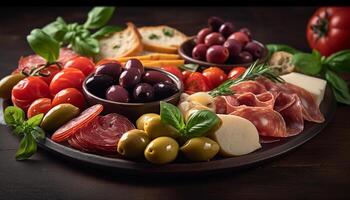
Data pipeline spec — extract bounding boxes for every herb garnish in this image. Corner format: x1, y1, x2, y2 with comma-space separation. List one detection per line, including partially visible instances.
4, 106, 45, 160
209, 61, 284, 97
162, 28, 174, 37
160, 101, 220, 139
112, 44, 120, 49
149, 33, 160, 40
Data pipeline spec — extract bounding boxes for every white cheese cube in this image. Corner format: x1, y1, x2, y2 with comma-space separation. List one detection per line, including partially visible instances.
281, 72, 327, 106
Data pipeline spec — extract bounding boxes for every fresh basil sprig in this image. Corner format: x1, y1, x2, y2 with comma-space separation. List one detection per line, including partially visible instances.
160, 101, 220, 139
84, 7, 115, 29
4, 106, 45, 160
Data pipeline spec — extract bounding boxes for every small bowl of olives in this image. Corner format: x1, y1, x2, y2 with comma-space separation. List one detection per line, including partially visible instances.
178, 16, 268, 73
82, 59, 183, 122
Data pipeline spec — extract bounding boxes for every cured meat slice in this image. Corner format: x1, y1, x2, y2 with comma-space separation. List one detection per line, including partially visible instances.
278, 94, 304, 136
69, 113, 135, 154
230, 106, 288, 137
15, 48, 79, 74
230, 80, 267, 94
223, 92, 275, 113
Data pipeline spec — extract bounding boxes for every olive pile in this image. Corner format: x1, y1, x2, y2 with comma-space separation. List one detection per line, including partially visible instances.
85, 59, 179, 103
117, 113, 220, 164
192, 16, 265, 64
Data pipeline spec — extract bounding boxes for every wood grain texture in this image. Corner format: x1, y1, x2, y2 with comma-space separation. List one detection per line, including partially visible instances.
1, 7, 350, 200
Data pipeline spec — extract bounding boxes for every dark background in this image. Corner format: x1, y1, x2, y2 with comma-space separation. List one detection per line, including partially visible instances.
1, 7, 350, 200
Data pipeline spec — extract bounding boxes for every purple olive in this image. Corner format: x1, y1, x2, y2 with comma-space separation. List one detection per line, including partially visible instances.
153, 82, 179, 100
142, 70, 172, 85
124, 59, 144, 75
192, 44, 208, 61
243, 42, 264, 59
223, 39, 242, 59
239, 28, 252, 40
235, 51, 253, 64
218, 22, 235, 38
196, 28, 212, 44
106, 85, 129, 103
204, 32, 225, 46
95, 62, 122, 79
206, 45, 229, 64
119, 68, 142, 89
133, 83, 154, 102
85, 75, 114, 98
208, 16, 224, 31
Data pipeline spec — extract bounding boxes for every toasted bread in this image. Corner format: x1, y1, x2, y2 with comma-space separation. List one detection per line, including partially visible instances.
97, 22, 143, 59
138, 25, 188, 54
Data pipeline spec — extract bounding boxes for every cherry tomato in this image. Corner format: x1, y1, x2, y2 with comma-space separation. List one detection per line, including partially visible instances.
50, 68, 85, 96
27, 98, 52, 118
182, 71, 193, 82
160, 65, 183, 81
307, 7, 350, 56
64, 56, 95, 76
185, 72, 212, 94
96, 59, 120, 66
228, 67, 246, 80
52, 88, 85, 110
39, 64, 62, 84
202, 67, 227, 88
12, 77, 50, 111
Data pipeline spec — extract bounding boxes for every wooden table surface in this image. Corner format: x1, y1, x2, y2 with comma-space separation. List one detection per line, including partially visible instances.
1, 7, 350, 200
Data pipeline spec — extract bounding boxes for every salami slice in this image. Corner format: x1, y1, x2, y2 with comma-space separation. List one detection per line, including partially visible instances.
69, 113, 135, 154
278, 94, 304, 136
51, 104, 103, 142
230, 106, 288, 137
230, 80, 267, 94
222, 92, 274, 113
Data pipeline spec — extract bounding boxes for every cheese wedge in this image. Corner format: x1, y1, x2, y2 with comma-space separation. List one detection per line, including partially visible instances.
281, 72, 327, 106
209, 114, 261, 157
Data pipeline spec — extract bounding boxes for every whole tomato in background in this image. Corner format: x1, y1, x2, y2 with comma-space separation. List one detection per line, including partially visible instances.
52, 88, 85, 110
307, 7, 350, 56
38, 64, 62, 84
12, 77, 50, 111
202, 67, 227, 88
27, 98, 52, 118
50, 68, 85, 96
228, 67, 246, 80
185, 72, 213, 94
64, 56, 95, 76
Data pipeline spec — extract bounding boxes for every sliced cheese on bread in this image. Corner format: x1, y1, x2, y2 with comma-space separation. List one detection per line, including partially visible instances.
97, 22, 143, 59
138, 25, 188, 54
280, 72, 327, 106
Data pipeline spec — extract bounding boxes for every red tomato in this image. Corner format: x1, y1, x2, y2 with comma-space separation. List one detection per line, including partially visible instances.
96, 59, 120, 66
160, 65, 183, 81
182, 71, 192, 82
64, 56, 95, 76
50, 68, 85, 96
228, 67, 246, 80
185, 72, 213, 93
307, 7, 350, 56
27, 98, 52, 118
52, 88, 85, 110
12, 77, 50, 111
39, 64, 62, 84
202, 67, 227, 88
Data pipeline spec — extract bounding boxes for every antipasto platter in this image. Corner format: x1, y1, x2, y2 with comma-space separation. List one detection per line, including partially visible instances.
1, 7, 348, 175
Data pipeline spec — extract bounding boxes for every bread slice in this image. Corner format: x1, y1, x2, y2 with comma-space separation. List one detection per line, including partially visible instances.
138, 25, 188, 54
97, 22, 143, 59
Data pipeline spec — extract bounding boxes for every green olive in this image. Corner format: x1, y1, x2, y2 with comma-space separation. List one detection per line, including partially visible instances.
0, 74, 25, 99
144, 115, 178, 139
144, 137, 179, 164
117, 129, 150, 158
180, 137, 219, 162
136, 113, 159, 131
41, 103, 80, 132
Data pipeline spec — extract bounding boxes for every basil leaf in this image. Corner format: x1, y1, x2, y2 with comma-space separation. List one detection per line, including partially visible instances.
72, 36, 99, 56
185, 110, 220, 138
27, 114, 44, 127
27, 29, 60, 63
292, 53, 322, 75
92, 25, 124, 39
325, 70, 350, 105
31, 126, 45, 141
4, 106, 25, 127
325, 50, 350, 73
13, 126, 25, 136
312, 49, 322, 61
42, 17, 68, 42
84, 7, 115, 29
15, 134, 37, 161
160, 101, 185, 132
266, 44, 301, 58
180, 64, 199, 72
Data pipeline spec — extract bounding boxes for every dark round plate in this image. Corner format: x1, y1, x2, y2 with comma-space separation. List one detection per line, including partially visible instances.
37, 86, 336, 176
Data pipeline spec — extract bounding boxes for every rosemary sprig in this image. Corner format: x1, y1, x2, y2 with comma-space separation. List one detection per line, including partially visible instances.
209, 61, 285, 97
